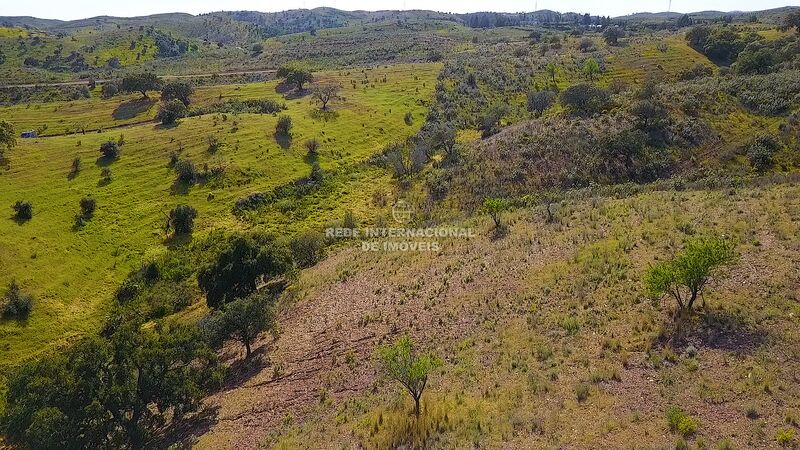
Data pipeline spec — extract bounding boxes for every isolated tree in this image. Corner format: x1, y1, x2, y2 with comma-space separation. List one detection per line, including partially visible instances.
1, 325, 221, 449
603, 26, 625, 46
169, 204, 197, 235
0, 120, 16, 153
527, 90, 556, 117
583, 58, 601, 81
197, 234, 292, 308
645, 237, 736, 312
160, 81, 194, 106
376, 336, 442, 418
101, 82, 119, 99
99, 141, 120, 159
157, 99, 188, 125
311, 83, 341, 110
121, 72, 162, 98
12, 200, 32, 221
277, 63, 313, 91
483, 197, 510, 229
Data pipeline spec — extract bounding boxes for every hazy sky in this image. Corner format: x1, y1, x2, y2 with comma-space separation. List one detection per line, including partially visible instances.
2, 0, 799, 21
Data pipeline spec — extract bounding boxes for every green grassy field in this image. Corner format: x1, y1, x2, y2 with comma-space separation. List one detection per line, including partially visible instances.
0, 63, 440, 373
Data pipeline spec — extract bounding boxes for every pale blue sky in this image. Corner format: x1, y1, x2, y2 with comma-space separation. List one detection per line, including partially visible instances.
1, 0, 798, 21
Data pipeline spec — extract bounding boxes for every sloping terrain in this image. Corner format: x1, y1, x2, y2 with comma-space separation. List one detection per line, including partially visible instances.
184, 181, 800, 449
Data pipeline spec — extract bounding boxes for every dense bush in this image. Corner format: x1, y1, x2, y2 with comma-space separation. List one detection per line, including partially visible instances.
100, 82, 119, 99
189, 98, 285, 116
157, 99, 188, 125
560, 84, 612, 116
174, 159, 198, 184
2, 281, 33, 319
746, 135, 781, 172
12, 200, 32, 221
99, 141, 120, 159
169, 204, 198, 235
275, 115, 293, 136
290, 231, 327, 268
198, 233, 293, 308
527, 90, 556, 117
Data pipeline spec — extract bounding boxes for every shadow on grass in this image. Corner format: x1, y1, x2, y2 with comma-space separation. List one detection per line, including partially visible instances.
10, 215, 31, 226
274, 133, 292, 150
275, 82, 312, 100
657, 306, 767, 353
95, 155, 118, 168
170, 179, 193, 196
163, 232, 193, 249
151, 404, 220, 450
112, 97, 156, 121
309, 109, 339, 122
489, 224, 509, 241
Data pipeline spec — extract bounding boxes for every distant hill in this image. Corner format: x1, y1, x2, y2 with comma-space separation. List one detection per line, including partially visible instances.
616, 6, 800, 23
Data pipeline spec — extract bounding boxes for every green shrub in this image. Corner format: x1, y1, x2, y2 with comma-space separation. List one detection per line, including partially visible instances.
777, 428, 796, 446
99, 141, 120, 159
12, 200, 32, 220
666, 406, 699, 436
157, 99, 188, 125
169, 204, 197, 235
575, 383, 590, 402
174, 159, 197, 184
290, 231, 327, 268
276, 115, 293, 136
2, 281, 33, 319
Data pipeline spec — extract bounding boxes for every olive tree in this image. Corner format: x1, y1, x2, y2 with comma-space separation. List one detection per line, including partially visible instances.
277, 63, 313, 92
311, 83, 341, 110
160, 81, 194, 106
376, 336, 441, 417
210, 293, 274, 359
121, 72, 162, 98
157, 99, 188, 125
645, 237, 736, 312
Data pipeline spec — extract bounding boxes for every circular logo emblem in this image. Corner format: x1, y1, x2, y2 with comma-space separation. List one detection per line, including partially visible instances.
392, 200, 413, 224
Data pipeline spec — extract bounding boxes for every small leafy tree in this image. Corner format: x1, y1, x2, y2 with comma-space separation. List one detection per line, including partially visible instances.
12, 200, 32, 221
560, 83, 612, 116
290, 231, 327, 268
311, 83, 341, 110
99, 141, 120, 159
169, 204, 197, 235
157, 99, 187, 125
218, 293, 274, 359
101, 82, 119, 99
2, 280, 33, 319
645, 237, 736, 312
160, 81, 194, 106
277, 63, 313, 91
483, 197, 510, 229
121, 72, 162, 98
376, 336, 442, 417
583, 58, 601, 82
275, 115, 293, 137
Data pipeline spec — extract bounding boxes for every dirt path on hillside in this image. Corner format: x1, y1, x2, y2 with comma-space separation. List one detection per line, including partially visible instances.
0, 69, 278, 89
